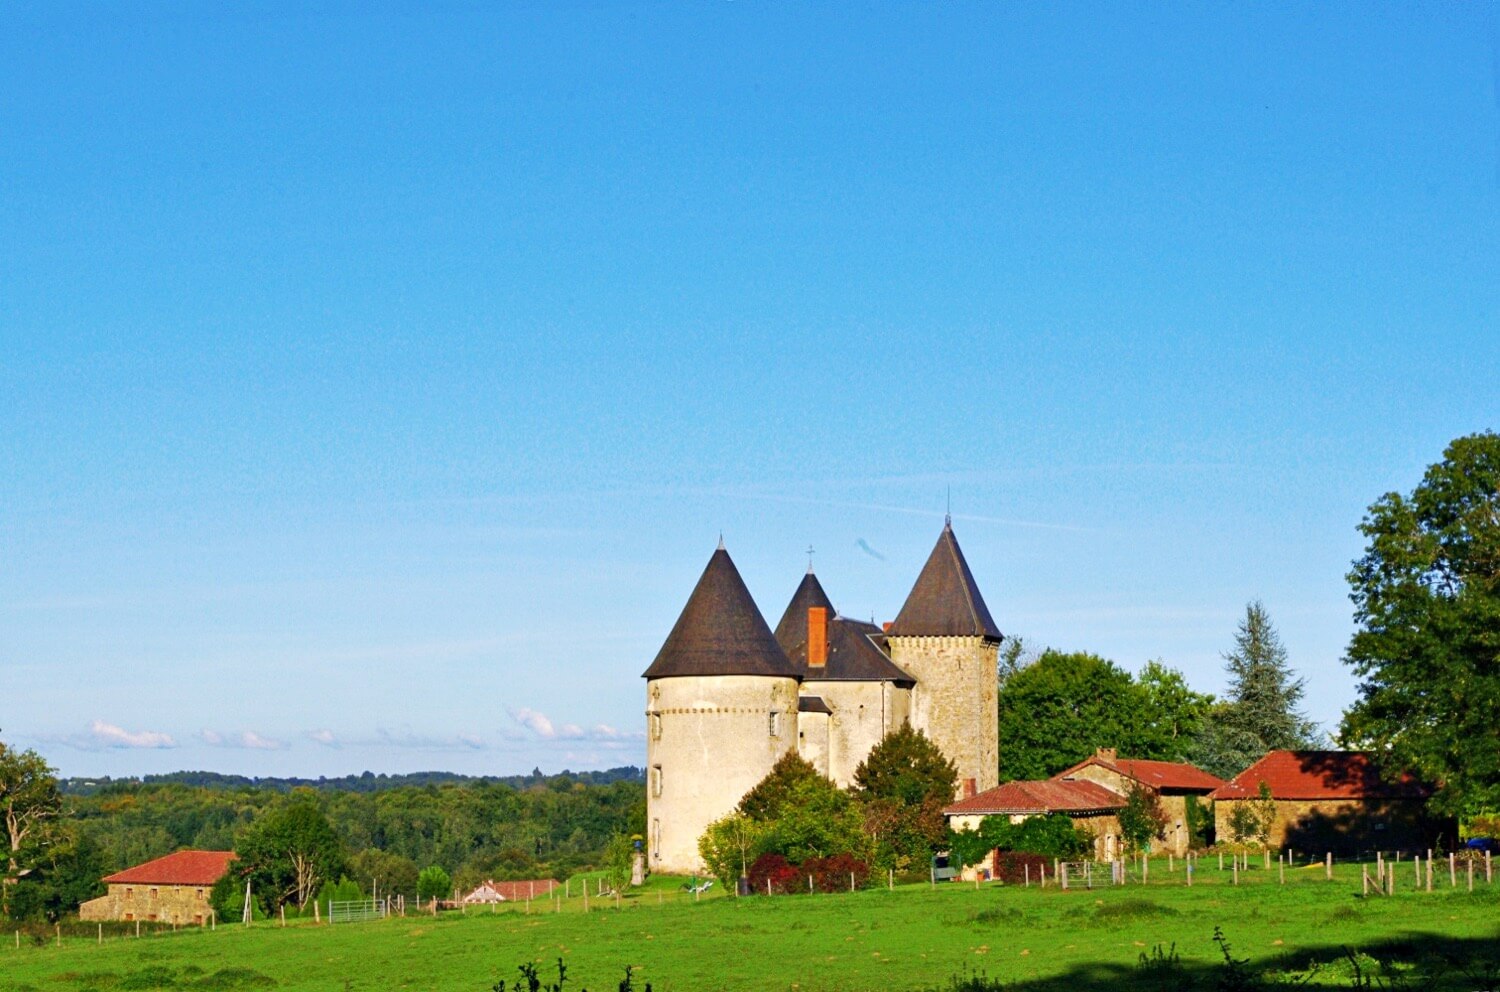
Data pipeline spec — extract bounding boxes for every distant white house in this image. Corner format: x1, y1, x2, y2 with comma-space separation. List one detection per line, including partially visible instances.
461, 878, 559, 903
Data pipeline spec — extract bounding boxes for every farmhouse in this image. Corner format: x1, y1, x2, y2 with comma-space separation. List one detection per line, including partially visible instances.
942, 749, 1222, 863
1052, 748, 1223, 856
1208, 750, 1452, 854
644, 521, 1002, 873
461, 878, 559, 904
944, 778, 1126, 864
78, 850, 234, 925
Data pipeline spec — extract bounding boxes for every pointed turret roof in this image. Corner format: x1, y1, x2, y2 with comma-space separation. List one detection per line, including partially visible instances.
774, 570, 916, 685
887, 521, 1002, 641
642, 546, 796, 679
772, 570, 835, 655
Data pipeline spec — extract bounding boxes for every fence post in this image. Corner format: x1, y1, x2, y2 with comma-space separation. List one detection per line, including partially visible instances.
1362, 866, 1369, 896
852, 872, 857, 893
1025, 864, 1030, 887
1468, 858, 1474, 891
1219, 851, 1224, 871
98, 924, 102, 944
1232, 863, 1239, 886
1449, 853, 1456, 887
1278, 855, 1284, 885
888, 868, 893, 891
1325, 852, 1332, 881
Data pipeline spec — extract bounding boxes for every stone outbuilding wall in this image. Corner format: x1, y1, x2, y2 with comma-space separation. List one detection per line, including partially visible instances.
79, 883, 214, 924
1214, 796, 1450, 855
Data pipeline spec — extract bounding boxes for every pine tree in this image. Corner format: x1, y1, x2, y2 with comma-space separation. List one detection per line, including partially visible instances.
1192, 602, 1319, 778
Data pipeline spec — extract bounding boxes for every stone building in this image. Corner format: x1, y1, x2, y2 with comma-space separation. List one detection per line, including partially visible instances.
1208, 750, 1452, 854
1052, 748, 1223, 856
942, 778, 1127, 867
79, 850, 234, 925
643, 521, 1001, 874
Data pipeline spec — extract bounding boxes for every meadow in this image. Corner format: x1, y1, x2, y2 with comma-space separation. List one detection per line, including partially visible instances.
4, 862, 1498, 992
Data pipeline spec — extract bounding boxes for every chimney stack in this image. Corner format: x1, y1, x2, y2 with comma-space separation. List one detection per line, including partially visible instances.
881, 621, 893, 633
808, 607, 828, 668
1096, 747, 1117, 762
963, 778, 977, 799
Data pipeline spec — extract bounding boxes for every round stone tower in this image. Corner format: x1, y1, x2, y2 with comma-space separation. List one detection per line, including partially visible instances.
642, 542, 800, 874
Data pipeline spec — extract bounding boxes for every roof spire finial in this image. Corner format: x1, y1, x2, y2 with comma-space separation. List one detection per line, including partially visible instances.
945, 486, 952, 528
806, 544, 815, 574
717, 532, 725, 551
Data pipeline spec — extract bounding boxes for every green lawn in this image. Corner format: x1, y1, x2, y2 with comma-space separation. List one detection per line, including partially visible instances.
4, 863, 1498, 991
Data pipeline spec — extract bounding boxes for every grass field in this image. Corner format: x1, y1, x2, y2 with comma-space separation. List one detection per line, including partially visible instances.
4, 862, 1499, 991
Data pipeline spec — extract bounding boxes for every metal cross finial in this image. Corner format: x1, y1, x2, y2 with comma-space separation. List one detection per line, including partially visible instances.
806, 544, 815, 574
717, 532, 725, 551
946, 486, 952, 527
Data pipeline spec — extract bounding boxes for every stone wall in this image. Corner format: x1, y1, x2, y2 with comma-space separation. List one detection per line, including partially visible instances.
800, 680, 911, 787
79, 883, 214, 924
1213, 797, 1449, 854
645, 674, 800, 873
887, 636, 998, 795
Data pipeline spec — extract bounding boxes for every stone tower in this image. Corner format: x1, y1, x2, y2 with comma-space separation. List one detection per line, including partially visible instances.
884, 520, 1002, 797
642, 543, 799, 873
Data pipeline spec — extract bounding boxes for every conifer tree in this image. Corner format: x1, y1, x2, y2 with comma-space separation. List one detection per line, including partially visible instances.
1191, 602, 1319, 779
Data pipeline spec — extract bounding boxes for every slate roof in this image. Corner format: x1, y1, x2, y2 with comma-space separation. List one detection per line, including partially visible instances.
1053, 754, 1224, 793
798, 695, 832, 715
1208, 750, 1434, 801
943, 780, 1126, 817
103, 851, 236, 887
774, 572, 916, 685
642, 546, 796, 679
887, 522, 1002, 640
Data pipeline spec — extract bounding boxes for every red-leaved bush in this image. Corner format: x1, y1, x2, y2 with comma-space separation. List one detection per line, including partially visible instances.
747, 853, 801, 895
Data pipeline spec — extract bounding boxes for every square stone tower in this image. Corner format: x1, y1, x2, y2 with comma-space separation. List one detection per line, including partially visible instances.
884, 520, 1002, 797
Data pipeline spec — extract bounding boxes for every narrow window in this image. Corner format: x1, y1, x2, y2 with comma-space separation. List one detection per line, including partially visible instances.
651, 818, 661, 858
769, 710, 781, 737
649, 713, 662, 740
651, 764, 663, 797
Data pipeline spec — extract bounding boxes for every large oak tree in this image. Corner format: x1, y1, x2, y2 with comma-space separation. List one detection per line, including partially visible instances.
1341, 431, 1500, 816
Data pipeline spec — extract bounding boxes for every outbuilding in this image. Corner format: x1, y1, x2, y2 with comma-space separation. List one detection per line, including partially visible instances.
78, 850, 235, 925
1208, 750, 1452, 854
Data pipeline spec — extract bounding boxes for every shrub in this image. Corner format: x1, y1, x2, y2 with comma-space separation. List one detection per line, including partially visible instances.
747, 853, 800, 895
990, 851, 1049, 884
804, 854, 870, 893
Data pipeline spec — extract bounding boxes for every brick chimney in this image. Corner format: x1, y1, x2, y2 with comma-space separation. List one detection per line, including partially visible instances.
881, 621, 893, 633
808, 607, 828, 668
1096, 747, 1117, 762
962, 778, 977, 799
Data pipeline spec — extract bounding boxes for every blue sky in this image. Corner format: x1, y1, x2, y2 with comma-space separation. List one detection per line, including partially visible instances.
3, 4, 1496, 778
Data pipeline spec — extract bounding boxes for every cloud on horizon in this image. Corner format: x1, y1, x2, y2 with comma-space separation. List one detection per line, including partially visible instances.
84, 720, 176, 749
199, 729, 285, 750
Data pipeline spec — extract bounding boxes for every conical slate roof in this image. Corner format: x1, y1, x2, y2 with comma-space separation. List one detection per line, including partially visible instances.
642, 546, 796, 679
886, 521, 1002, 641
772, 570, 835, 656
774, 571, 917, 685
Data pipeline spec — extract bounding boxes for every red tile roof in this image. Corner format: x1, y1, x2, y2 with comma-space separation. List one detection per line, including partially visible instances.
1208, 750, 1433, 801
103, 850, 236, 887
944, 779, 1125, 816
1053, 754, 1224, 792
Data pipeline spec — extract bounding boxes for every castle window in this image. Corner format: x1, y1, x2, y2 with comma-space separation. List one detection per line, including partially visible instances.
651, 818, 661, 859
649, 713, 662, 740
651, 765, 662, 797
768, 711, 781, 737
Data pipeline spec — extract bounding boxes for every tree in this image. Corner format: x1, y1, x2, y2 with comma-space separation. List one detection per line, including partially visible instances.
235, 799, 345, 912
600, 833, 633, 897
737, 753, 823, 820
0, 738, 61, 919
348, 848, 419, 899
698, 813, 765, 891
1135, 661, 1214, 762
1250, 782, 1277, 849
1117, 783, 1169, 853
6, 825, 105, 922
997, 651, 1166, 780
1191, 603, 1320, 780
996, 635, 1041, 687
1341, 432, 1500, 816
417, 864, 451, 901
851, 723, 957, 870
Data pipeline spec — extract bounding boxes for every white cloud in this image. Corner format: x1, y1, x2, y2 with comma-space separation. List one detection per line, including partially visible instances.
308, 729, 338, 747
238, 731, 283, 750
198, 729, 224, 745
510, 707, 556, 738
89, 721, 176, 749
